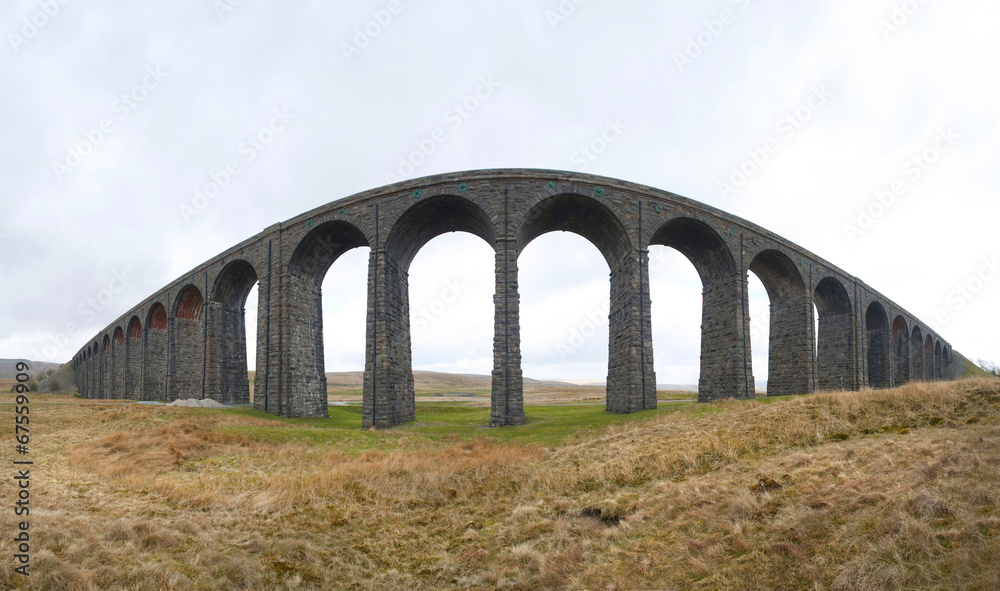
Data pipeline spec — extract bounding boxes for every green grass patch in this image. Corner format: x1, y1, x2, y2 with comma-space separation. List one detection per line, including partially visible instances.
215, 401, 712, 453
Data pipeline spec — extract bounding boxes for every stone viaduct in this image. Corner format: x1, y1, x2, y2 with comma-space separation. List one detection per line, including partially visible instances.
71, 169, 954, 428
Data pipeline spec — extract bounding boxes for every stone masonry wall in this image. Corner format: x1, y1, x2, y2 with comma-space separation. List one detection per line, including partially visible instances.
491, 239, 525, 426
816, 313, 855, 391
765, 295, 814, 397
73, 169, 955, 424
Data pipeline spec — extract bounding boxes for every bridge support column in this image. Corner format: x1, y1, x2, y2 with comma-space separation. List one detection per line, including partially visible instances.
923, 348, 933, 380
866, 326, 891, 388
99, 351, 107, 399
166, 311, 205, 402
125, 337, 141, 399
205, 302, 251, 404
910, 347, 923, 382
266, 274, 329, 417
892, 335, 910, 386
109, 348, 119, 398
143, 329, 167, 401
816, 312, 856, 390
607, 249, 656, 413
363, 250, 415, 428
491, 239, 524, 426
699, 273, 755, 401
253, 264, 280, 414
766, 295, 815, 396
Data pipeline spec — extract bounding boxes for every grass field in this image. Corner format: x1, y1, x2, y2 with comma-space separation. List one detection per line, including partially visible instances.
0, 378, 998, 589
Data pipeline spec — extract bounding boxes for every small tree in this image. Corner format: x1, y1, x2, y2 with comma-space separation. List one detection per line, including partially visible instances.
975, 359, 1000, 376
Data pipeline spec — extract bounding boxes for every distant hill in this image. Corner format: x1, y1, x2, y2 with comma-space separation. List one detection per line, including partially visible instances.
0, 359, 62, 379
37, 362, 77, 393
321, 370, 577, 389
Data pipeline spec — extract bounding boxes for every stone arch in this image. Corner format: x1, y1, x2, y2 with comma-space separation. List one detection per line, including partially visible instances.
128, 316, 142, 339
209, 259, 261, 404
748, 249, 811, 396
147, 302, 167, 330
143, 303, 168, 401
289, 220, 370, 284
814, 277, 855, 391
168, 285, 205, 401
278, 220, 372, 417
891, 316, 910, 384
865, 302, 891, 388
174, 285, 204, 320
387, 195, 496, 271
649, 217, 735, 285
649, 217, 751, 401
910, 326, 925, 381
516, 193, 629, 268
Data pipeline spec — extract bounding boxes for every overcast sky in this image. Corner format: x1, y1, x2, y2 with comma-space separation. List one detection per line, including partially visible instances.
1, 1, 997, 385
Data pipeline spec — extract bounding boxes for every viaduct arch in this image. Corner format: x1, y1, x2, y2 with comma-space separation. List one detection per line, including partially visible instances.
72, 169, 954, 427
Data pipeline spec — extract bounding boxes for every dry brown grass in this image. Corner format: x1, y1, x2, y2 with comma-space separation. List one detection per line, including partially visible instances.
0, 378, 998, 589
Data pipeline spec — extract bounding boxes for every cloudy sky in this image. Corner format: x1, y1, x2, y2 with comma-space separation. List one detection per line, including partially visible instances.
1, 0, 997, 386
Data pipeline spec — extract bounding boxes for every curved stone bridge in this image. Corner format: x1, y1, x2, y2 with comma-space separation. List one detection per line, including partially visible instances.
72, 169, 953, 427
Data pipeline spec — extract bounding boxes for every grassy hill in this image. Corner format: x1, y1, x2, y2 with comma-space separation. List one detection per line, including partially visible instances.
3, 377, 998, 589
0, 358, 61, 378
954, 350, 997, 378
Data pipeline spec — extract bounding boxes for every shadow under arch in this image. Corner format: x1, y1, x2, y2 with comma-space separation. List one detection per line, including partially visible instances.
515, 193, 630, 267
209, 259, 261, 404
649, 217, 752, 401
814, 277, 855, 391
865, 302, 890, 388
277, 220, 372, 418
386, 195, 497, 271
748, 249, 812, 397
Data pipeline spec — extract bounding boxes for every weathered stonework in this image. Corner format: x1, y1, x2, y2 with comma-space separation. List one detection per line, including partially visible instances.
71, 169, 956, 426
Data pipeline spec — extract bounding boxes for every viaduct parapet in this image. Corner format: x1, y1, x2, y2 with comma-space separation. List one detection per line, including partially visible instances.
71, 169, 954, 427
